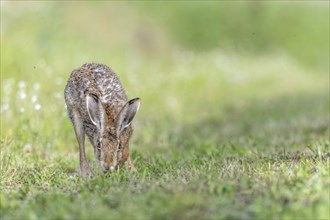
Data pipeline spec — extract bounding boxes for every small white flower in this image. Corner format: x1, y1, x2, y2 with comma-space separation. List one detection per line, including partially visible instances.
18, 81, 26, 89
46, 67, 53, 75
55, 77, 63, 85
31, 95, 38, 103
4, 79, 14, 94
24, 144, 32, 152
19, 92, 26, 99
1, 103, 9, 112
35, 104, 41, 111
54, 92, 61, 99
20, 107, 25, 113
33, 83, 40, 90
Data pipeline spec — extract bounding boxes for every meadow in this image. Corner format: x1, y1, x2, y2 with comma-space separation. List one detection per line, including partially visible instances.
1, 1, 329, 219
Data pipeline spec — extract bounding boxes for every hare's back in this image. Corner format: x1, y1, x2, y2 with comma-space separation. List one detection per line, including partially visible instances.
66, 63, 127, 102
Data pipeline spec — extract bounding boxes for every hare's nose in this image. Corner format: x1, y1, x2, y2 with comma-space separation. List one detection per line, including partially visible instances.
102, 166, 115, 174
102, 167, 108, 174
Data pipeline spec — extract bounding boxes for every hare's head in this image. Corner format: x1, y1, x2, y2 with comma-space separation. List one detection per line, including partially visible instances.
86, 94, 140, 173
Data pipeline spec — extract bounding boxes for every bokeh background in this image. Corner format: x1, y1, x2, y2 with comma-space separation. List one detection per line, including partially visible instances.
2, 1, 328, 149
1, 1, 329, 219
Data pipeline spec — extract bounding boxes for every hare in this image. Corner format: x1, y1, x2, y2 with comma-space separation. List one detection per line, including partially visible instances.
64, 63, 140, 177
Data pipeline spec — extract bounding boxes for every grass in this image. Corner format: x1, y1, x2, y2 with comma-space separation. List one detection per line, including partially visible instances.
1, 1, 329, 219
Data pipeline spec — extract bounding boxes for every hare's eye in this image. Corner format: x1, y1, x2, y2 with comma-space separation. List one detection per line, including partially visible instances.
97, 141, 102, 150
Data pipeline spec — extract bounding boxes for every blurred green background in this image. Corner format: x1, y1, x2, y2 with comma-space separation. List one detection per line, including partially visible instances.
2, 1, 329, 73
1, 1, 329, 219
2, 1, 329, 138
2, 1, 329, 122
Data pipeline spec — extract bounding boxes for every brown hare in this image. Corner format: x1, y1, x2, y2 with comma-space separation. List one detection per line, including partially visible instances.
64, 63, 140, 177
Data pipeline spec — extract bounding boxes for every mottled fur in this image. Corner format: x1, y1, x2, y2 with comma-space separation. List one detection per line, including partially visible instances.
64, 63, 140, 177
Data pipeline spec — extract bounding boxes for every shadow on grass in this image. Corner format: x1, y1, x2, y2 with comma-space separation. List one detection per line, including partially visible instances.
169, 90, 329, 156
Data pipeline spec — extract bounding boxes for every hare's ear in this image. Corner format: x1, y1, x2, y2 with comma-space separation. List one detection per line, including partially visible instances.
116, 98, 140, 136
86, 94, 105, 131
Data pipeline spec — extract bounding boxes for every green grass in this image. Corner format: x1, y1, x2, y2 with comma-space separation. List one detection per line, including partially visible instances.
1, 2, 329, 219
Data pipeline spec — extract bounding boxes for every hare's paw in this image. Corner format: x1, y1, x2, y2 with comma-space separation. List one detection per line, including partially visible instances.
80, 163, 94, 178
81, 170, 94, 178
130, 165, 137, 172
127, 156, 137, 172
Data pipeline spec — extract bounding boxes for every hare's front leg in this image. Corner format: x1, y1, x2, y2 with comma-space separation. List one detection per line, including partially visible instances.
127, 156, 137, 172
72, 109, 93, 177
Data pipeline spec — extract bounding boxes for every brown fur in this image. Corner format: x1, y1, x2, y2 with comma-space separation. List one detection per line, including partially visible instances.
64, 63, 140, 177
